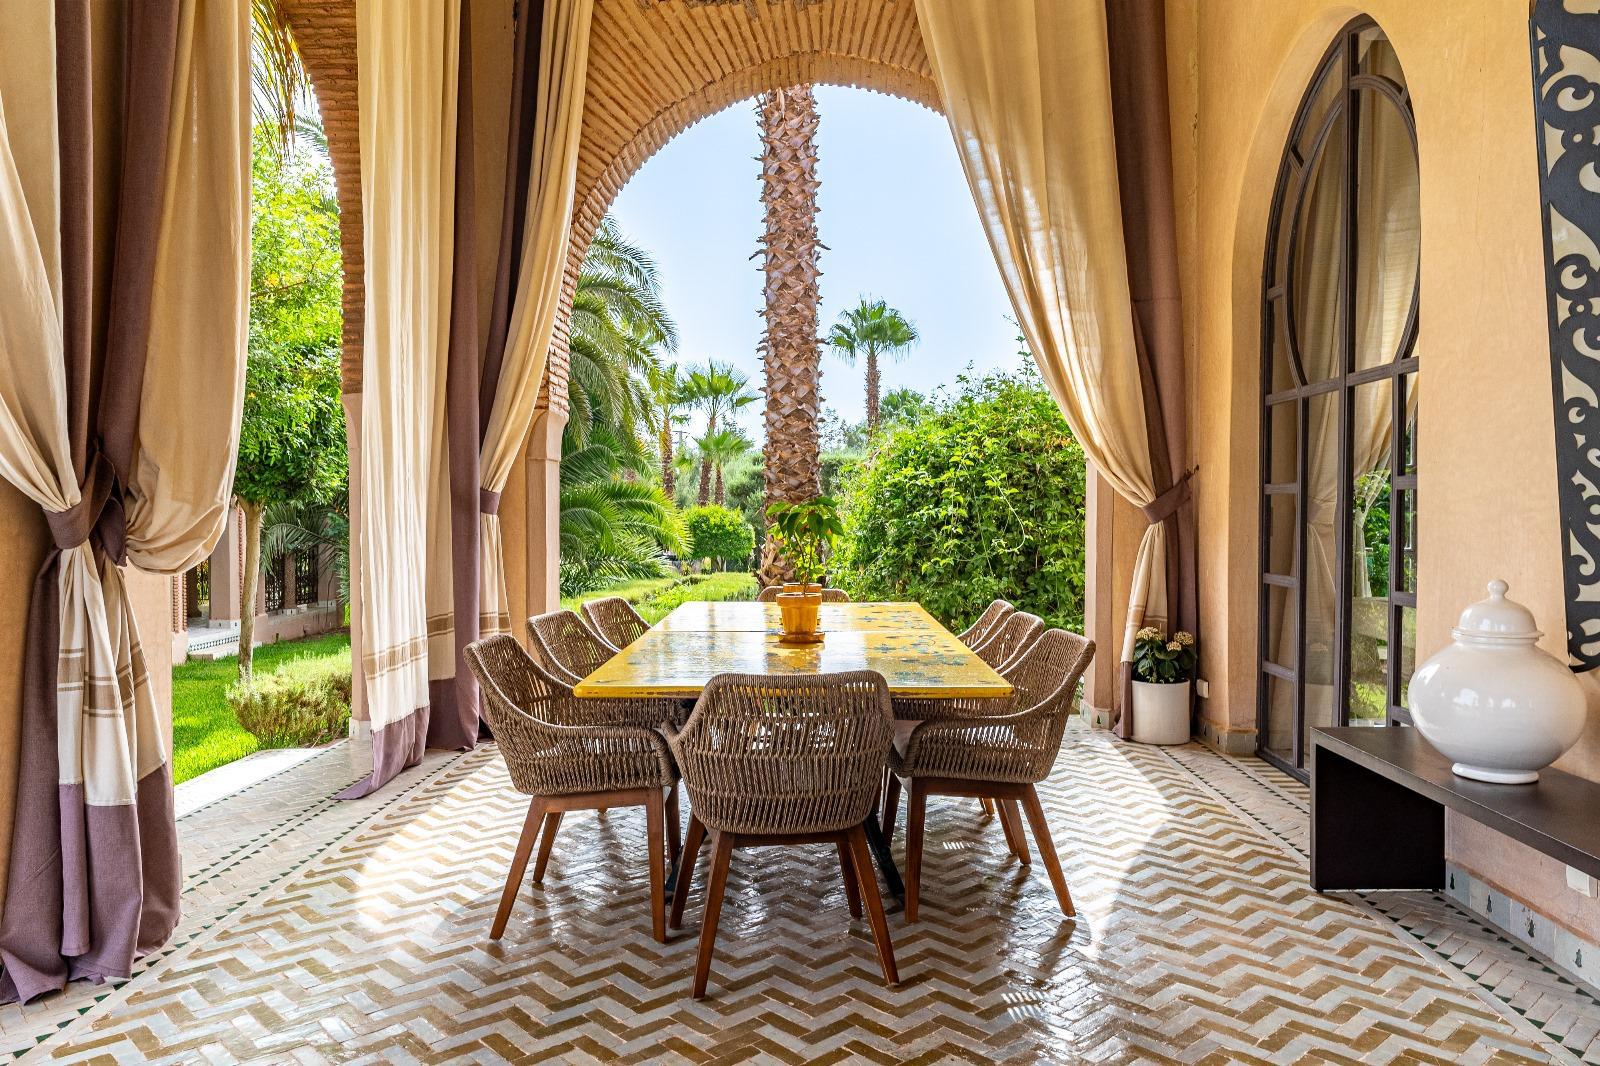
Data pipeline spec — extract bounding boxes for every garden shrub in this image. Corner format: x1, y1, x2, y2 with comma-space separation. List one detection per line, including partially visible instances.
683, 505, 756, 569
226, 647, 353, 749
635, 572, 757, 622
834, 367, 1087, 632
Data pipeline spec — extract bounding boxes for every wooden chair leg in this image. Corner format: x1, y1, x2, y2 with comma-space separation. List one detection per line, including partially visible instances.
837, 839, 863, 919
846, 825, 899, 986
670, 815, 706, 930
979, 797, 995, 817
531, 811, 563, 884
1020, 785, 1075, 917
645, 787, 667, 943
492, 797, 545, 939
905, 779, 927, 923
666, 781, 682, 866
881, 773, 902, 843
691, 831, 735, 999
998, 800, 1031, 866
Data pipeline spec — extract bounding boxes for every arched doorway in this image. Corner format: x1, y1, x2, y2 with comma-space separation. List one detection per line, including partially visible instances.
1256, 17, 1420, 775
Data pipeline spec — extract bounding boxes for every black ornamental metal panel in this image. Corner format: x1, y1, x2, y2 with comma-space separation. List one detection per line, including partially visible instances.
1532, 0, 1600, 670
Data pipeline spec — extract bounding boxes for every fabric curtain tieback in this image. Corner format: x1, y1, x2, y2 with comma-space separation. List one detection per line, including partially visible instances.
1139, 467, 1197, 526
46, 452, 127, 563
479, 488, 501, 516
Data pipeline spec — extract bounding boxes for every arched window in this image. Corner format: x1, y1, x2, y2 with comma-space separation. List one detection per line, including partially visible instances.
1258, 19, 1419, 776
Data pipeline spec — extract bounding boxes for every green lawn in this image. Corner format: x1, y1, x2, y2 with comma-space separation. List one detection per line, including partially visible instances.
562, 572, 758, 624
171, 631, 351, 784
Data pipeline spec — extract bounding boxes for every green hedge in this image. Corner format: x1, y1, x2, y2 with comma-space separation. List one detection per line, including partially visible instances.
834, 368, 1086, 632
683, 505, 755, 569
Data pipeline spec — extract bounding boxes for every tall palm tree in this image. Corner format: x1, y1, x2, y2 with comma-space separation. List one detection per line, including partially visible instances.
756, 86, 823, 584
251, 0, 314, 152
683, 360, 757, 505
695, 428, 755, 507
825, 298, 919, 433
645, 364, 690, 496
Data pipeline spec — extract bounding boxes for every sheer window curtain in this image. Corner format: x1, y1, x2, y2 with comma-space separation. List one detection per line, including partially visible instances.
913, 0, 1193, 733
0, 0, 248, 1002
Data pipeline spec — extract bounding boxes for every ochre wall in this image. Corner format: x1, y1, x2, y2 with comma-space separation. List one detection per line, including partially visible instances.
1171, 0, 1600, 938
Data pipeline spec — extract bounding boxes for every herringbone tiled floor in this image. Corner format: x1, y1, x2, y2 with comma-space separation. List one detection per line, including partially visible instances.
11, 722, 1600, 1064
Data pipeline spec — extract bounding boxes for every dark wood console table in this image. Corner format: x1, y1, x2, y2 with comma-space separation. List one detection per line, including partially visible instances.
1310, 727, 1600, 891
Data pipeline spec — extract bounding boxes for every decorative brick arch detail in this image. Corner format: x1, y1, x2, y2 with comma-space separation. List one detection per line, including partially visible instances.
277, 0, 365, 395
544, 0, 939, 414
275, 0, 939, 419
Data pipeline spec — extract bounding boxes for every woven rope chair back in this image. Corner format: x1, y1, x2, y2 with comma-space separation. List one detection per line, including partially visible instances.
960, 600, 1014, 649
978, 611, 1044, 670
756, 585, 849, 603
528, 609, 615, 682
906, 629, 1095, 785
668, 670, 893, 835
582, 596, 649, 648
465, 634, 674, 796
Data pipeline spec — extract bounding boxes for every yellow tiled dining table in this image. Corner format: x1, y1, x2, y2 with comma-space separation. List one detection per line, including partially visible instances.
572, 600, 1012, 701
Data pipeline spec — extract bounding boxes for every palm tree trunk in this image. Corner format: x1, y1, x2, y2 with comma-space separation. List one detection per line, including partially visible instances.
238, 498, 263, 684
698, 458, 712, 506
756, 86, 823, 585
660, 423, 675, 496
865, 348, 881, 434
714, 465, 725, 506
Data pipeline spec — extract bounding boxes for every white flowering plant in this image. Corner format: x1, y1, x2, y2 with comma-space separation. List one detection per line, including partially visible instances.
1132, 626, 1197, 685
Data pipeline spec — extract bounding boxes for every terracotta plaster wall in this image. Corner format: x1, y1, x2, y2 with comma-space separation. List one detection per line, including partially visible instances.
1172, 0, 1600, 938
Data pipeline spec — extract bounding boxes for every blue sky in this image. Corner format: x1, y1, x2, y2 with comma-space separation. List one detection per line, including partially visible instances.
608, 84, 1021, 442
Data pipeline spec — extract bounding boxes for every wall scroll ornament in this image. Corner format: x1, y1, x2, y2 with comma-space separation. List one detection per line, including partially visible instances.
1531, 0, 1600, 671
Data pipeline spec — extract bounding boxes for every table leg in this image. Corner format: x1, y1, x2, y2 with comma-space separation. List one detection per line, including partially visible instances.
862, 814, 904, 903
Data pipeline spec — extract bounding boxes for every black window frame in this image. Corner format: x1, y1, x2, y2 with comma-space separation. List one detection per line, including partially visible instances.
1256, 18, 1420, 779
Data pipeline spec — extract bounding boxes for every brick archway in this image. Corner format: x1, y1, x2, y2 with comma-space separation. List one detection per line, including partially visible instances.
548, 0, 939, 414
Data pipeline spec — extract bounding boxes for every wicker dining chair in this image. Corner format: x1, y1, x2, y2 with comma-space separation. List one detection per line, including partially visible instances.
755, 585, 851, 603
582, 596, 651, 649
973, 610, 1044, 672
882, 629, 1095, 921
528, 609, 618, 686
667, 670, 898, 998
463, 634, 685, 943
956, 600, 1015, 650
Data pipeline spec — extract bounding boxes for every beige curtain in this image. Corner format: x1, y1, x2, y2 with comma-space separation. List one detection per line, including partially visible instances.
0, 0, 247, 1001
913, 0, 1164, 661
347, 0, 462, 796
478, 0, 594, 638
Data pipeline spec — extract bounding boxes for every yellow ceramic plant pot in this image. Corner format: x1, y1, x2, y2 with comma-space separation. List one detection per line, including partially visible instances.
777, 590, 822, 641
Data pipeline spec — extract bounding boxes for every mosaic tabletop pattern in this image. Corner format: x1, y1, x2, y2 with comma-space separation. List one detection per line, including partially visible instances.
575, 600, 1013, 699
26, 722, 1600, 1064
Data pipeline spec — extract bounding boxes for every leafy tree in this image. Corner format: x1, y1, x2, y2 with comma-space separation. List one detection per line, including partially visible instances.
879, 387, 933, 430
825, 298, 920, 433
682, 361, 757, 505
693, 427, 755, 506
234, 125, 346, 682
683, 505, 756, 571
834, 367, 1087, 632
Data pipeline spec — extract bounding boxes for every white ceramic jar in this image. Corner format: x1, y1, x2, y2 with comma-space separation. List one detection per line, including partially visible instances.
1407, 580, 1586, 784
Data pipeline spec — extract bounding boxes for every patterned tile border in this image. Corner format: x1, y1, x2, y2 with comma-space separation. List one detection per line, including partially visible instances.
3, 742, 474, 1059
1157, 737, 1600, 1063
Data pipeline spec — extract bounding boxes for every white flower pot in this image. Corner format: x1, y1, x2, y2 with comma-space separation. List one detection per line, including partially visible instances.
1131, 680, 1191, 745
1409, 580, 1586, 784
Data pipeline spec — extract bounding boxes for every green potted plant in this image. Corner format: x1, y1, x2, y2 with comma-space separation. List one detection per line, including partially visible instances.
766, 496, 844, 641
1131, 626, 1197, 744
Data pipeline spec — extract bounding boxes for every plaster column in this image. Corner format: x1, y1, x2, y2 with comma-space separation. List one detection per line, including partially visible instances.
523, 408, 567, 622
208, 506, 243, 623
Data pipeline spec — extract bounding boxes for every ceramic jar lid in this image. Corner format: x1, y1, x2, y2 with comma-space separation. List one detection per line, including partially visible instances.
1452, 579, 1541, 646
